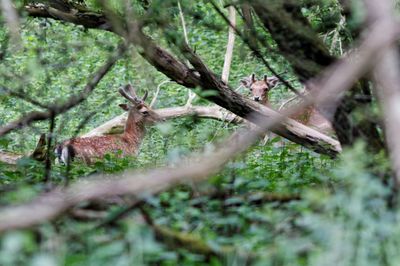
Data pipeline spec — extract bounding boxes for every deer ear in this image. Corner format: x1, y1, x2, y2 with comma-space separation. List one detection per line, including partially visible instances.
251, 73, 256, 83
119, 104, 130, 111
240, 78, 251, 88
267, 76, 279, 89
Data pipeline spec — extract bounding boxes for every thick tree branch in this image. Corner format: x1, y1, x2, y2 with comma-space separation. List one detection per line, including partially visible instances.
366, 0, 400, 188
251, 0, 384, 151
181, 43, 341, 156
0, 106, 241, 165
23, 2, 340, 157
0, 23, 396, 231
251, 1, 334, 81
83, 105, 242, 137
25, 3, 112, 30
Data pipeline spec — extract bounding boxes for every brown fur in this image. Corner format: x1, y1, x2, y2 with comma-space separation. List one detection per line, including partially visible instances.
62, 128, 143, 164
57, 84, 161, 164
242, 74, 332, 134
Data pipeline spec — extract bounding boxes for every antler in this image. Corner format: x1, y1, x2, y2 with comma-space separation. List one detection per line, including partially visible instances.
119, 84, 149, 104
141, 90, 148, 102
119, 84, 141, 104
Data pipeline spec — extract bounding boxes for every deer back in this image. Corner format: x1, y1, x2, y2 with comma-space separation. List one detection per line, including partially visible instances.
241, 74, 332, 133
56, 84, 162, 165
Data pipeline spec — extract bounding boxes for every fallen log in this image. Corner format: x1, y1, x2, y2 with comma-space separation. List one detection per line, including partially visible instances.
84, 105, 242, 137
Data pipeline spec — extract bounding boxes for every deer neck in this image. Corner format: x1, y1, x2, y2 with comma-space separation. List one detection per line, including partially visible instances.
261, 96, 270, 107
123, 113, 146, 143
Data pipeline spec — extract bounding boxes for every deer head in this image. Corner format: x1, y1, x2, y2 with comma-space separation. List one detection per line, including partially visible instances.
241, 74, 279, 105
118, 84, 162, 126
54, 84, 163, 165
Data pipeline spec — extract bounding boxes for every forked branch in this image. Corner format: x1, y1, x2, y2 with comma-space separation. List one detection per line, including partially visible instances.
23, 1, 340, 157
0, 22, 396, 231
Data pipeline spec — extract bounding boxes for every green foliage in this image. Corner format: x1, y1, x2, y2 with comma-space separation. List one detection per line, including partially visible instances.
0, 1, 395, 265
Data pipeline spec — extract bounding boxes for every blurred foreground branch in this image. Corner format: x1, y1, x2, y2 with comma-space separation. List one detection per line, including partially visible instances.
366, 0, 400, 188
24, 1, 340, 157
0, 18, 396, 231
0, 0, 21, 47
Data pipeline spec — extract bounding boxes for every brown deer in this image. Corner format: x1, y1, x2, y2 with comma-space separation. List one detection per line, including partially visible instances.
55, 84, 162, 165
241, 73, 279, 106
241, 74, 332, 134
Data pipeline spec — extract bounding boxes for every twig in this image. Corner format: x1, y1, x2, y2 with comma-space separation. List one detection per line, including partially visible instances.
0, 44, 126, 137
180, 42, 341, 156
210, 0, 301, 97
278, 95, 299, 111
177, 0, 189, 46
25, 2, 341, 156
0, 18, 394, 231
138, 205, 253, 261
185, 91, 197, 107
43, 112, 55, 184
69, 209, 108, 221
150, 80, 169, 108
94, 199, 145, 229
0, 86, 48, 109
72, 97, 117, 137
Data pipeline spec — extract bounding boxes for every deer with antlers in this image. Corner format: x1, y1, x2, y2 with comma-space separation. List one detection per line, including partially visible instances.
55, 84, 162, 165
241, 74, 333, 135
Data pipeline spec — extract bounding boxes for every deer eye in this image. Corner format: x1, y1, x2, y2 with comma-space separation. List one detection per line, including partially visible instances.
142, 110, 149, 115
249, 88, 253, 91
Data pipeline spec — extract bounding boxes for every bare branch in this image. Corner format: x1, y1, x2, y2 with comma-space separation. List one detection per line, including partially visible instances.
221, 6, 236, 83
0, 105, 242, 166
0, 19, 395, 230
210, 0, 301, 97
24, 2, 340, 157
0, 86, 49, 109
83, 105, 243, 137
177, 0, 189, 47
180, 42, 341, 156
0, 44, 126, 137
0, 0, 21, 47
150, 80, 170, 108
365, 0, 400, 188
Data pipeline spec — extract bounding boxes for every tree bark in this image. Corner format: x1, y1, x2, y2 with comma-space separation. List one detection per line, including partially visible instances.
83, 106, 243, 137
241, 4, 258, 52
221, 6, 236, 83
251, 0, 384, 151
23, 1, 341, 157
